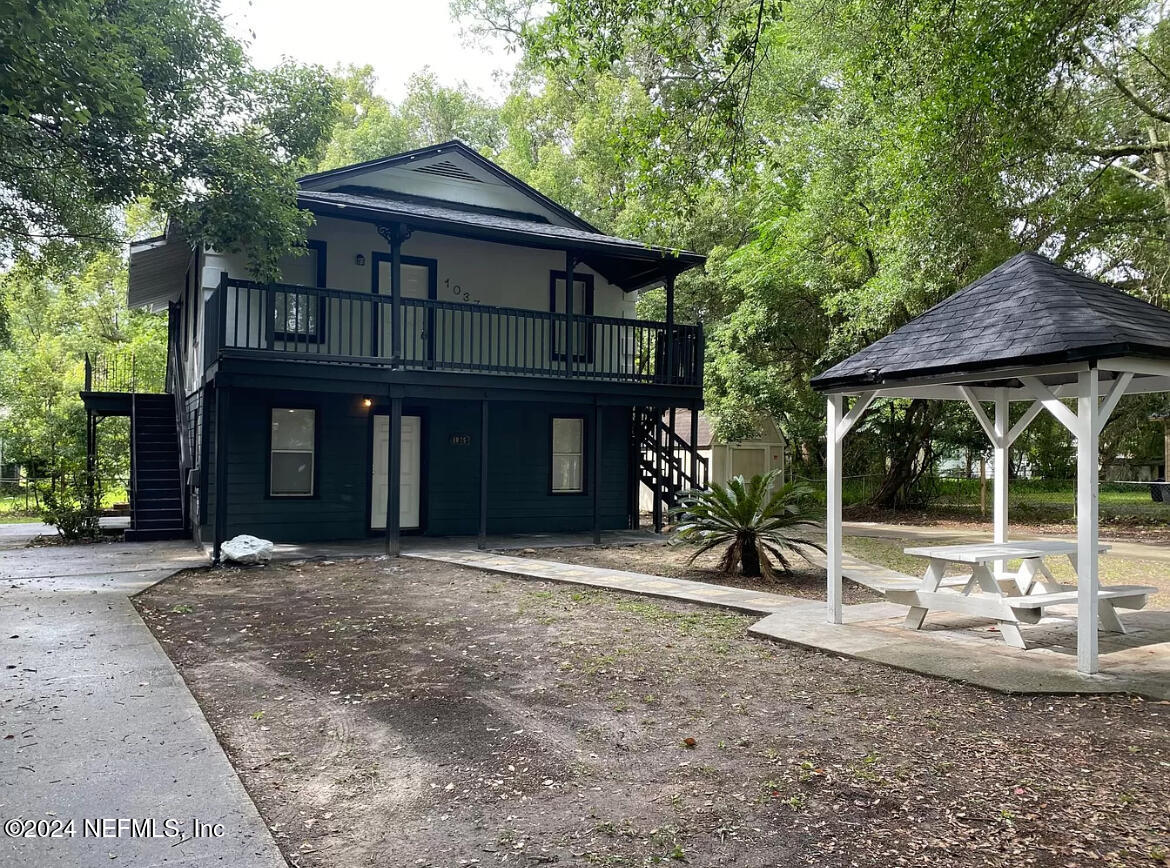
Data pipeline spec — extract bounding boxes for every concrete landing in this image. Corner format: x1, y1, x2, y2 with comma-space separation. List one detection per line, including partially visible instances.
749, 601, 1170, 699
1, 537, 287, 867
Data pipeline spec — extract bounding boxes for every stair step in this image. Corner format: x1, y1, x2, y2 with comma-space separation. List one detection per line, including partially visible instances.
125, 528, 189, 542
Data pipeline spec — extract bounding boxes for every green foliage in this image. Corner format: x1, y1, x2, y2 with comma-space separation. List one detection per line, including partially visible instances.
0, 228, 164, 491
0, 0, 340, 282
317, 66, 503, 170
40, 479, 100, 541
669, 472, 824, 580
454, 0, 1170, 504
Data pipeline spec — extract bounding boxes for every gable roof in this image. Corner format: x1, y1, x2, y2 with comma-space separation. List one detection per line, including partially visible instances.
297, 141, 705, 290
812, 252, 1170, 391
298, 140, 601, 233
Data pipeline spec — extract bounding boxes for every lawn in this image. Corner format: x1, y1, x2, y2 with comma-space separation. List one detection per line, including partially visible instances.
137, 558, 1170, 868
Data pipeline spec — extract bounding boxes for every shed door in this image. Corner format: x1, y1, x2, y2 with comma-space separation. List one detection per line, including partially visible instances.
730, 447, 766, 481
371, 414, 421, 530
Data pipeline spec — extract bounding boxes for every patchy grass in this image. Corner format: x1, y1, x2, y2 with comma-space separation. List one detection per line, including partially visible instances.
137, 557, 1170, 868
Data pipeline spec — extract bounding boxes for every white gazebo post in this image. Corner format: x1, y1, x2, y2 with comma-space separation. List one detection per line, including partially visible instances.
826, 395, 844, 625
1076, 368, 1101, 674
826, 391, 875, 625
993, 389, 1010, 551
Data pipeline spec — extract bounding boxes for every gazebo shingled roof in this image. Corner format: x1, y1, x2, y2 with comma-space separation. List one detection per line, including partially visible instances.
812, 252, 1170, 391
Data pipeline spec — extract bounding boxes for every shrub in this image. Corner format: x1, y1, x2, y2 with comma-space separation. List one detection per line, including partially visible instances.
669, 471, 824, 580
40, 481, 100, 541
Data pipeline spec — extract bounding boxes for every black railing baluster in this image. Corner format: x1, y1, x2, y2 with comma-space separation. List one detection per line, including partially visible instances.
212, 277, 700, 386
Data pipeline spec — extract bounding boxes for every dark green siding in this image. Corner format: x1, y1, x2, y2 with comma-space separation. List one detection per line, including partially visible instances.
205, 389, 632, 543
211, 388, 371, 541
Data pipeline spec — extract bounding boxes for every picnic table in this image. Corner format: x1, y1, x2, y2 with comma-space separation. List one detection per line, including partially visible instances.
884, 541, 1155, 649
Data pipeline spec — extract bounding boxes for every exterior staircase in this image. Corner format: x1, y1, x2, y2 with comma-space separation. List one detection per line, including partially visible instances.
126, 393, 188, 541
633, 407, 709, 529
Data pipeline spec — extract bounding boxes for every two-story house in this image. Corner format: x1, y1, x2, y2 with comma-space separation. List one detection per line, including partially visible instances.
82, 141, 708, 558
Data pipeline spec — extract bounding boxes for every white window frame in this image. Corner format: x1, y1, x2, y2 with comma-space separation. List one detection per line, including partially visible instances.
550, 416, 585, 494
269, 407, 316, 497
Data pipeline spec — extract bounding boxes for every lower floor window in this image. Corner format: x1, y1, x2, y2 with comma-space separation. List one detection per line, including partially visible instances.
270, 408, 315, 496
551, 416, 584, 493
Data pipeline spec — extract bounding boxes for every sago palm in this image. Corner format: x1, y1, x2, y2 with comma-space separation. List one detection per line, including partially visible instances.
668, 471, 824, 580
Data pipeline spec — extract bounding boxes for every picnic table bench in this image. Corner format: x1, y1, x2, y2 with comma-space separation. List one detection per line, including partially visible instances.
881, 541, 1157, 649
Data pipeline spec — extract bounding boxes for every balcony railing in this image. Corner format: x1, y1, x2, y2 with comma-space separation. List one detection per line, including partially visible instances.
84, 350, 166, 394
205, 278, 703, 387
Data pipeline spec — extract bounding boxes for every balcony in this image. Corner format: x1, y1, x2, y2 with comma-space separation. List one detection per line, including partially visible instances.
204, 278, 703, 389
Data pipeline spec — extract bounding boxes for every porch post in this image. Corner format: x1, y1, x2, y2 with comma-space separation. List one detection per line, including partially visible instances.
690, 405, 700, 487
377, 224, 411, 366
213, 383, 228, 563
993, 389, 1010, 575
826, 395, 844, 624
564, 253, 576, 377
664, 272, 676, 384
1076, 368, 1100, 674
385, 396, 402, 557
592, 401, 602, 544
478, 399, 489, 549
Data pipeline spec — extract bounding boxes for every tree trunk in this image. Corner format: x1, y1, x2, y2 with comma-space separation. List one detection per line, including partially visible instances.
739, 534, 762, 577
868, 399, 940, 508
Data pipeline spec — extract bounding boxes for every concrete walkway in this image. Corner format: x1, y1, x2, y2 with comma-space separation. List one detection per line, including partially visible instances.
407, 548, 799, 613
1, 533, 286, 867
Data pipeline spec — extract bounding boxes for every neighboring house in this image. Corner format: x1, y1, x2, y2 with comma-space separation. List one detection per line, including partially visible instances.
81, 141, 707, 553
637, 410, 785, 514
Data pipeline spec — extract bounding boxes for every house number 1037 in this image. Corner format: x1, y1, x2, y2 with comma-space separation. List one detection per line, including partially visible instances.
444, 277, 479, 304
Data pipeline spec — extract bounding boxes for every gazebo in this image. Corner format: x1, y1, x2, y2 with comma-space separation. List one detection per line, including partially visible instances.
811, 252, 1170, 675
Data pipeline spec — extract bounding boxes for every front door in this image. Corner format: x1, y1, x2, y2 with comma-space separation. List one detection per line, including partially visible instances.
374, 254, 435, 364
370, 414, 422, 530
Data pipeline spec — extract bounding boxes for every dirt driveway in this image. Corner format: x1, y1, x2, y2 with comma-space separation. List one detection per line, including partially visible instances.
136, 557, 1170, 868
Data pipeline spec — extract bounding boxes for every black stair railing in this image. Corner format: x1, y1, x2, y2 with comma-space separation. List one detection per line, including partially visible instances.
634, 407, 710, 527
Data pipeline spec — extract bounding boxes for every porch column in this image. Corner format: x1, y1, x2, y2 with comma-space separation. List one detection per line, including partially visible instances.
564, 253, 576, 377
826, 395, 845, 624
592, 401, 602, 544
993, 389, 1010, 575
377, 224, 411, 365
479, 400, 489, 549
213, 383, 229, 563
690, 406, 700, 487
664, 272, 676, 384
385, 396, 402, 556
1075, 368, 1101, 674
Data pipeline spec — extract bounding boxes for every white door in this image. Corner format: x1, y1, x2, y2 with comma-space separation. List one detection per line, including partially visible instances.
370, 414, 422, 530
376, 260, 431, 362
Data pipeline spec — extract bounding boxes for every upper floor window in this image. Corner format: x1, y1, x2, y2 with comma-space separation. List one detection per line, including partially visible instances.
275, 240, 327, 343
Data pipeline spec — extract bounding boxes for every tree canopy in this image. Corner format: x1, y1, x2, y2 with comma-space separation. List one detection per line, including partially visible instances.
0, 0, 339, 282
445, 0, 1170, 499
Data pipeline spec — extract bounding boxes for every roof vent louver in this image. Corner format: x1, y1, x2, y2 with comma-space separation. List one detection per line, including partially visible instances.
410, 159, 483, 183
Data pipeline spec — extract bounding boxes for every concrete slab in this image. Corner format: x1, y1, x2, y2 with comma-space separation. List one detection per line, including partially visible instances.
749, 601, 1170, 699
0, 539, 286, 867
